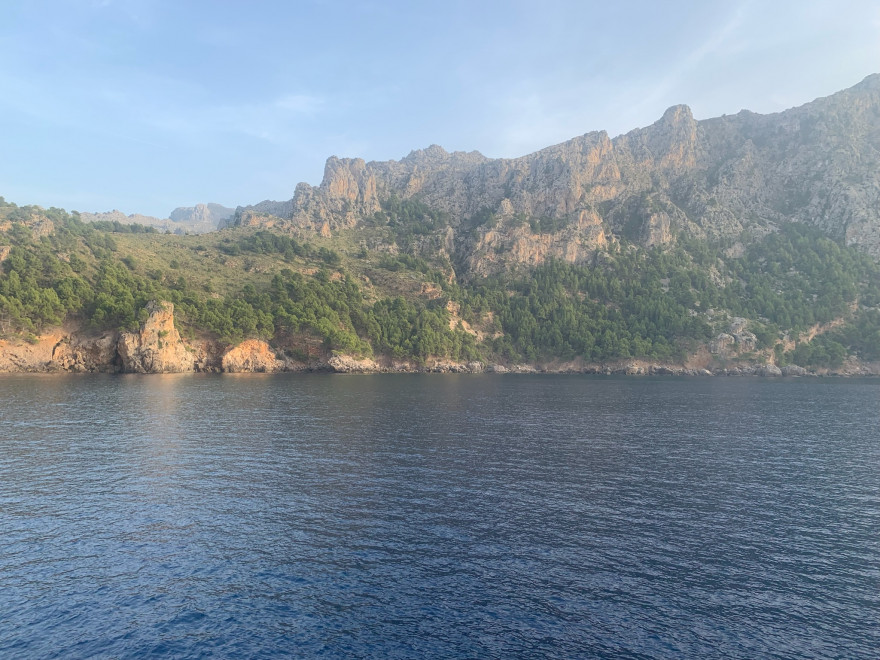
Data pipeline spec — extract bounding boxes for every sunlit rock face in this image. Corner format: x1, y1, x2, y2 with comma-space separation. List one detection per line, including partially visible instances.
235, 75, 880, 272
221, 339, 283, 373
117, 301, 195, 374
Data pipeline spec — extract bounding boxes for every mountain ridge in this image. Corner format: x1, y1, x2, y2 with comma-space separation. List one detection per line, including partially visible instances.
232, 74, 880, 276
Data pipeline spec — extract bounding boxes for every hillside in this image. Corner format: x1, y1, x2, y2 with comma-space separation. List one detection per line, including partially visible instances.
1, 76, 880, 374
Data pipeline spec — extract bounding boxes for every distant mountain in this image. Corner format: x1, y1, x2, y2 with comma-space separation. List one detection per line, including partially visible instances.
79, 202, 235, 234
237, 74, 880, 275
77, 209, 173, 231
169, 203, 236, 232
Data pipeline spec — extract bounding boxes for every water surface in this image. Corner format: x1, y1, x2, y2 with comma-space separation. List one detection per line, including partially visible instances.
1, 375, 878, 658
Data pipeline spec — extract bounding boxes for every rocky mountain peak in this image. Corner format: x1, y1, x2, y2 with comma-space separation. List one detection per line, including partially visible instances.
852, 72, 880, 91
404, 144, 449, 163
402, 144, 488, 168
235, 75, 880, 269
660, 104, 695, 126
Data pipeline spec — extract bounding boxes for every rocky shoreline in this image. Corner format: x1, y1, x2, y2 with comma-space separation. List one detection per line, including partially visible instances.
322, 356, 879, 377
0, 302, 877, 377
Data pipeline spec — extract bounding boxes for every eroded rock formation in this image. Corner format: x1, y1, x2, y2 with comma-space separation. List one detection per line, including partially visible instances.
117, 301, 195, 373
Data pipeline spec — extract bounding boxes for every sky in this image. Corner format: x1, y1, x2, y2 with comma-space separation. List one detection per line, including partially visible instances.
0, 0, 878, 218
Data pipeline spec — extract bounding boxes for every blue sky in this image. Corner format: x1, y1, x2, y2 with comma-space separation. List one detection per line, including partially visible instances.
1, 0, 877, 218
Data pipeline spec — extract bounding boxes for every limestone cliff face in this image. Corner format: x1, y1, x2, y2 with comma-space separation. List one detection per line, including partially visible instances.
458, 205, 608, 277
221, 339, 283, 373
117, 301, 195, 373
0, 302, 347, 373
0, 330, 117, 373
228, 199, 295, 228
288, 147, 490, 230
239, 74, 880, 272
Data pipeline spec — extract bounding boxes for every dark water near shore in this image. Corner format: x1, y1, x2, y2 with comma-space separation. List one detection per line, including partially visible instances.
0, 374, 878, 658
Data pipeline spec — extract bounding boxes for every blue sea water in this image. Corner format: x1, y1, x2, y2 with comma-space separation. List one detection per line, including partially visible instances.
0, 374, 878, 658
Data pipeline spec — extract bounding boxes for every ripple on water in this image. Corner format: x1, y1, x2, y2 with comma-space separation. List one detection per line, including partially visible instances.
0, 374, 878, 658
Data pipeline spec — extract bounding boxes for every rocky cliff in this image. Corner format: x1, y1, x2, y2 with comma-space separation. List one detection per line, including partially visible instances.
1, 299, 875, 376
0, 303, 331, 374
221, 339, 284, 373
243, 74, 880, 273
0, 329, 117, 373
0, 302, 211, 374
117, 301, 195, 373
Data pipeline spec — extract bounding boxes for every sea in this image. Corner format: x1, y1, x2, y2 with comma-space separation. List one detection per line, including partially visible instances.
0, 374, 877, 658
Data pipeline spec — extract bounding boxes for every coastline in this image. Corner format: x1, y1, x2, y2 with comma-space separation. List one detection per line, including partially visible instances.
1, 327, 876, 377
2, 303, 877, 377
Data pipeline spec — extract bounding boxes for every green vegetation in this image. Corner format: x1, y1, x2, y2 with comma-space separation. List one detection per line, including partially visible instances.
368, 195, 451, 248
718, 226, 871, 333
87, 220, 159, 234
1, 195, 879, 369
0, 202, 474, 360
458, 255, 710, 363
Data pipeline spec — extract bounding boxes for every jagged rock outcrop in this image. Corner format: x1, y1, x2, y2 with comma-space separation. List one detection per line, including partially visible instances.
758, 364, 783, 377
237, 74, 880, 273
709, 318, 760, 356
117, 301, 195, 373
0, 213, 55, 238
50, 332, 119, 372
227, 199, 295, 229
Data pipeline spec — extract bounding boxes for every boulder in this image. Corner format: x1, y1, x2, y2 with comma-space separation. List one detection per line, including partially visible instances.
759, 364, 783, 377
326, 355, 379, 373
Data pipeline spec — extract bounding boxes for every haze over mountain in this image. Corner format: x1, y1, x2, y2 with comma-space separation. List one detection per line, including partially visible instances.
78, 203, 236, 234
